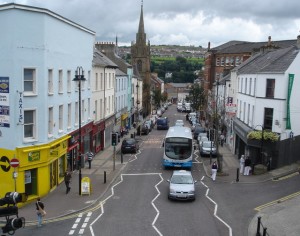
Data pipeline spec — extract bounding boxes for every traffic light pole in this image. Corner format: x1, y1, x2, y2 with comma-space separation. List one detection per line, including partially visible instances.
113, 146, 116, 171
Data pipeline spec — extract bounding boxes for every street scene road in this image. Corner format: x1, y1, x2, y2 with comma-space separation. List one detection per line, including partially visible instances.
12, 104, 300, 236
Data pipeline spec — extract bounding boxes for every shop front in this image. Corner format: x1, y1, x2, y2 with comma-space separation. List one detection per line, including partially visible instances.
233, 118, 252, 159
104, 115, 115, 149
0, 135, 70, 201
67, 121, 93, 171
92, 120, 105, 154
121, 112, 129, 129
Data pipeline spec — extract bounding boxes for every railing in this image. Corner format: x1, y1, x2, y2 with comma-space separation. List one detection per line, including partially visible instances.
256, 216, 269, 236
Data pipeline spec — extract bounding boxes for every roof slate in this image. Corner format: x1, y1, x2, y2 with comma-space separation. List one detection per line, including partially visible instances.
236, 46, 300, 74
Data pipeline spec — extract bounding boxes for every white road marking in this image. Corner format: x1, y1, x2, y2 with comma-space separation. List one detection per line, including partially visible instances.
201, 178, 233, 236
151, 173, 164, 236
68, 230, 75, 235
89, 173, 163, 236
82, 223, 87, 228
72, 223, 78, 229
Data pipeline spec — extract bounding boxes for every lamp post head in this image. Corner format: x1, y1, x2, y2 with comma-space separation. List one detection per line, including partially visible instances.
73, 66, 86, 82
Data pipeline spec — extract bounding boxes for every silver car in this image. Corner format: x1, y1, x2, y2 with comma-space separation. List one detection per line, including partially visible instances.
200, 141, 217, 157
167, 170, 197, 201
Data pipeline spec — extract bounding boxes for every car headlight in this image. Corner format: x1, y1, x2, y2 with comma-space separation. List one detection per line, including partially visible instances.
169, 187, 176, 193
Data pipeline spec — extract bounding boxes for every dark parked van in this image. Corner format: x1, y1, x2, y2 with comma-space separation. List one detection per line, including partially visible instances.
157, 117, 169, 130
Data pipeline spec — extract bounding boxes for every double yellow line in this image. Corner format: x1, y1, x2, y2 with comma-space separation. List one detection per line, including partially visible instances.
255, 191, 300, 211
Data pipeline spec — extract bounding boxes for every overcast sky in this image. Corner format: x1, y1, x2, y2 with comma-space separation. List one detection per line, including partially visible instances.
2, 0, 300, 48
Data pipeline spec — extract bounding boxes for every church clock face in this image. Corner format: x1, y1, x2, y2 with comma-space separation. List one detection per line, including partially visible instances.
137, 60, 142, 73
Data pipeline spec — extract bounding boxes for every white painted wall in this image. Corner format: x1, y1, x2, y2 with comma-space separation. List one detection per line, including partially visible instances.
0, 5, 95, 149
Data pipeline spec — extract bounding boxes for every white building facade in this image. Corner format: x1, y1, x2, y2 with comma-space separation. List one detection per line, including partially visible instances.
0, 3, 95, 198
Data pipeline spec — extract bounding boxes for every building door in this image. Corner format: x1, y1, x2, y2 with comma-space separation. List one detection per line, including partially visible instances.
25, 168, 37, 196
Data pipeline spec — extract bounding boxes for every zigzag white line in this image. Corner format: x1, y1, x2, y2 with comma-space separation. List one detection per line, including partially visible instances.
201, 177, 233, 236
151, 173, 164, 236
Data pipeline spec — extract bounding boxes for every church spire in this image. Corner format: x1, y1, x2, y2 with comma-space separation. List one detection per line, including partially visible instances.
136, 0, 146, 43
138, 1, 144, 35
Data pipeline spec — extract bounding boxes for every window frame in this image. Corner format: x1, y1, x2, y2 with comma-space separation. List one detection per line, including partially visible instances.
23, 68, 37, 95
24, 109, 36, 141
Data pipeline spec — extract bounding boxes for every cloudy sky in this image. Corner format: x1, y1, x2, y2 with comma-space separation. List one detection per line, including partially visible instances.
1, 0, 300, 47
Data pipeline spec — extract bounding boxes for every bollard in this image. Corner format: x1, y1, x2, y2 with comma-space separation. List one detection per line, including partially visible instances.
263, 227, 267, 236
256, 216, 261, 236
131, 133, 134, 138
104, 171, 106, 184
121, 152, 123, 164
236, 168, 239, 182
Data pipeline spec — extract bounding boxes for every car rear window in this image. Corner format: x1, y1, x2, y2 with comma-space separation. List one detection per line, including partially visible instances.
124, 139, 135, 144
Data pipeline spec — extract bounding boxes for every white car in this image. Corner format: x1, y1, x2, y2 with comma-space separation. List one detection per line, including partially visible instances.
175, 119, 184, 127
198, 135, 208, 146
200, 141, 217, 157
167, 170, 197, 201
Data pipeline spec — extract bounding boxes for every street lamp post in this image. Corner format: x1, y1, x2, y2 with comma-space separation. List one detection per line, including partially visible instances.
136, 83, 140, 136
215, 79, 222, 172
73, 66, 86, 195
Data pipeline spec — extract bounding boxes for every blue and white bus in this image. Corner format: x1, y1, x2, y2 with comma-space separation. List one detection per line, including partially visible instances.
163, 126, 194, 169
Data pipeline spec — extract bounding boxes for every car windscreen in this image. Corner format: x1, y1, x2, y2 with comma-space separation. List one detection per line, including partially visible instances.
171, 175, 193, 184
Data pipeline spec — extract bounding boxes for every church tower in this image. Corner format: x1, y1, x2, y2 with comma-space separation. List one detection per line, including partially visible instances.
131, 1, 151, 116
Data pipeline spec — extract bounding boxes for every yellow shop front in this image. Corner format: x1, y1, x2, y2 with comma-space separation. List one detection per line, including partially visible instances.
0, 135, 69, 202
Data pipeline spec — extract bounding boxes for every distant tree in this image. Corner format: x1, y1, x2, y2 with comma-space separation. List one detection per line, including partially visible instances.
189, 84, 205, 112
152, 88, 162, 109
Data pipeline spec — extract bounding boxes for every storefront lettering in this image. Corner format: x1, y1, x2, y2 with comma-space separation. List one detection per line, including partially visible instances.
18, 93, 23, 123
28, 151, 40, 162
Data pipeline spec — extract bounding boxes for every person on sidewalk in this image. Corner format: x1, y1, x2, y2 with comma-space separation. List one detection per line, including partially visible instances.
211, 161, 218, 181
220, 134, 225, 147
87, 151, 94, 169
36, 197, 45, 227
240, 155, 245, 174
244, 156, 252, 175
64, 171, 72, 194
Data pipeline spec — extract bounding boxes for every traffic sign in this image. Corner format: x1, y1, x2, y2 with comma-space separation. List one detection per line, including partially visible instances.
10, 158, 19, 168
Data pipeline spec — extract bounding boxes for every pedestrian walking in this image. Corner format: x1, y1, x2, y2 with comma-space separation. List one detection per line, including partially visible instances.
240, 155, 245, 174
64, 171, 72, 194
36, 197, 46, 227
220, 134, 225, 147
87, 151, 94, 169
211, 161, 218, 181
244, 156, 252, 175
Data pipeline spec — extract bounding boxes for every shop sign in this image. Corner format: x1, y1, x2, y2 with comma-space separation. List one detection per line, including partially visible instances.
28, 151, 40, 162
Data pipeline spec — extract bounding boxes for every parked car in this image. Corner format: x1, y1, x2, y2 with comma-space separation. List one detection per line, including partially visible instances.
200, 141, 217, 157
193, 126, 206, 139
157, 117, 169, 130
121, 138, 139, 154
144, 119, 153, 131
175, 119, 184, 127
167, 170, 197, 201
140, 123, 150, 135
198, 136, 208, 146
157, 109, 162, 117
